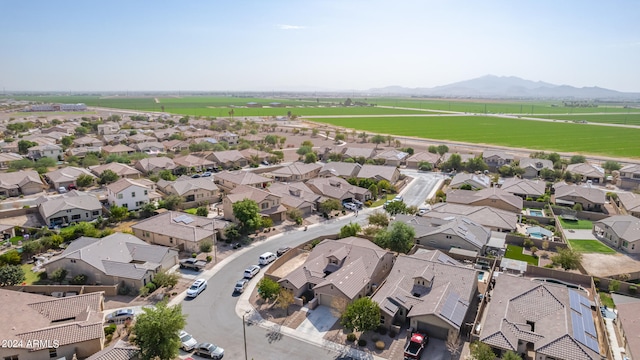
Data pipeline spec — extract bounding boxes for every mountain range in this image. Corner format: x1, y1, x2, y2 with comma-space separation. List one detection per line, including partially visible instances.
368, 75, 640, 99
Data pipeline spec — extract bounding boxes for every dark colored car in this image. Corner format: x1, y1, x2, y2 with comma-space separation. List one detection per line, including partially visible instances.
276, 246, 291, 257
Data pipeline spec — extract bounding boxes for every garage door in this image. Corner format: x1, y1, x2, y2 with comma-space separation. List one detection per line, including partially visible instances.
318, 293, 334, 307
416, 321, 449, 340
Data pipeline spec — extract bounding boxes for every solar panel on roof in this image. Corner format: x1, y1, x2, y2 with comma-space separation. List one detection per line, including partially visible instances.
173, 214, 194, 224
569, 290, 582, 312
440, 293, 467, 327
586, 337, 600, 353
571, 311, 586, 344
584, 313, 597, 337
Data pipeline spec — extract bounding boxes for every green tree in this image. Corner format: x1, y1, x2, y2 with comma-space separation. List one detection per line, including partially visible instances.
50, 268, 68, 283
340, 297, 380, 333
469, 341, 495, 360
199, 239, 213, 253
442, 153, 463, 171
232, 199, 262, 231
385, 200, 407, 216
358, 132, 368, 143
196, 206, 209, 217
153, 270, 180, 289
296, 145, 313, 156
109, 205, 129, 222
339, 222, 361, 239
370, 134, 386, 149
602, 160, 621, 173
465, 157, 489, 172
264, 134, 278, 146
9, 158, 35, 171
551, 248, 582, 270
75, 126, 88, 136
131, 301, 186, 360
319, 199, 342, 214
61, 136, 74, 148
368, 184, 378, 199
570, 155, 587, 164
304, 152, 318, 164
502, 350, 521, 360
609, 279, 621, 293
0, 265, 26, 286
18, 140, 38, 154
418, 161, 433, 171
428, 145, 438, 154
99, 170, 120, 185
224, 224, 240, 241
257, 277, 280, 301
335, 133, 346, 142
368, 211, 389, 227
276, 288, 295, 315
82, 153, 100, 167
158, 169, 176, 181
436, 144, 449, 156
139, 202, 157, 219
0, 250, 22, 266
159, 195, 183, 211
375, 221, 415, 253
76, 174, 95, 188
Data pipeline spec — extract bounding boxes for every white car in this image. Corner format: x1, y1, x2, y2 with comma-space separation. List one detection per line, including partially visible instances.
244, 265, 260, 279
343, 202, 357, 211
234, 279, 249, 293
186, 279, 207, 298
179, 330, 198, 351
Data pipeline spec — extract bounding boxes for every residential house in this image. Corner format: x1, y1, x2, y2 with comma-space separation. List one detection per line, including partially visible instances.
239, 148, 271, 164
87, 339, 139, 360
519, 158, 554, 179
553, 183, 605, 211
593, 215, 640, 254
612, 294, 640, 360
27, 143, 63, 160
215, 170, 273, 192
372, 250, 478, 339
0, 290, 105, 360
482, 150, 514, 171
67, 146, 102, 158
162, 139, 191, 153
395, 214, 491, 254
153, 128, 179, 141
173, 154, 215, 172
450, 172, 492, 190
223, 185, 286, 222
422, 203, 517, 232
318, 162, 362, 178
73, 136, 104, 148
37, 191, 103, 227
207, 150, 248, 169
133, 211, 228, 253
158, 177, 219, 209
446, 188, 524, 213
305, 176, 372, 203
101, 144, 135, 157
500, 178, 546, 199
127, 133, 155, 144
106, 178, 158, 210
102, 133, 129, 145
566, 163, 605, 184
97, 123, 120, 135
90, 163, 142, 179
45, 166, 96, 190
406, 151, 441, 169
0, 152, 23, 169
217, 131, 239, 145
478, 275, 601, 360
373, 149, 409, 166
269, 162, 322, 182
357, 164, 401, 184
41, 124, 76, 135
134, 157, 177, 174
268, 182, 322, 216
0, 141, 19, 153
22, 134, 57, 146
279, 237, 394, 311
242, 134, 264, 145
134, 141, 165, 155
342, 147, 376, 161
617, 164, 640, 190
617, 191, 640, 218
0, 170, 46, 196
44, 232, 178, 290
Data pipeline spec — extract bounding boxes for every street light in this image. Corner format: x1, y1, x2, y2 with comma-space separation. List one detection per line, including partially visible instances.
211, 218, 217, 263
242, 310, 250, 360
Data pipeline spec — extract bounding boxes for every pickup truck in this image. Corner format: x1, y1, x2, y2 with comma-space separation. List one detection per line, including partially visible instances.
179, 258, 207, 271
404, 332, 428, 359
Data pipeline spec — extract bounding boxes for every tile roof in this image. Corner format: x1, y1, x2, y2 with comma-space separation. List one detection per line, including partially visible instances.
106, 178, 152, 194
446, 188, 523, 212
102, 144, 136, 153
0, 170, 44, 189
343, 147, 376, 159
227, 184, 280, 204
374, 149, 409, 161
215, 170, 272, 186
305, 176, 367, 200
483, 150, 514, 161
209, 150, 245, 163
319, 162, 362, 177
500, 178, 546, 197
162, 177, 219, 196
406, 151, 441, 164
395, 214, 491, 249
620, 163, 640, 174
519, 158, 553, 171
90, 163, 141, 177
132, 210, 227, 242
87, 339, 139, 360
45, 166, 96, 184
450, 173, 492, 189
173, 154, 215, 167
617, 192, 640, 213
615, 298, 640, 359
357, 164, 399, 182
566, 163, 604, 178
38, 191, 102, 218
425, 203, 517, 231
595, 215, 640, 242
554, 183, 605, 204
269, 162, 322, 177
134, 157, 176, 172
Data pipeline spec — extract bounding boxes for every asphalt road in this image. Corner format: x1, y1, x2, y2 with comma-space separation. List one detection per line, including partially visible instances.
179, 172, 439, 359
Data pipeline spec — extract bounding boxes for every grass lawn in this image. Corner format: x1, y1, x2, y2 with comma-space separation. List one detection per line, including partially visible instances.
505, 245, 539, 266
371, 194, 396, 207
559, 218, 593, 230
599, 292, 615, 309
8, 236, 23, 245
184, 208, 198, 215
568, 239, 616, 254
312, 115, 640, 158
21, 263, 40, 285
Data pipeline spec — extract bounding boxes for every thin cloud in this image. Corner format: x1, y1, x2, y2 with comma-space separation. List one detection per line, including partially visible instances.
276, 24, 306, 30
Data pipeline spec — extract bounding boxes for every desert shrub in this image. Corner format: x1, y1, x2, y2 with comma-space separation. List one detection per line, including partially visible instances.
544, 263, 554, 268
70, 274, 88, 285
206, 255, 212, 262
199, 240, 213, 253
138, 286, 149, 297
375, 341, 385, 350
118, 284, 130, 295
191, 252, 197, 258
145, 282, 157, 292
358, 339, 367, 347
104, 324, 117, 336
347, 333, 357, 342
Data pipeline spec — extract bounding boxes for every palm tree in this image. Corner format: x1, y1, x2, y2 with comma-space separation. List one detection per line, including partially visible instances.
359, 132, 368, 143
386, 135, 393, 146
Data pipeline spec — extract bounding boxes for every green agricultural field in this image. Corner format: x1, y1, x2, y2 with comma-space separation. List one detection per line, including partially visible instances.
559, 218, 593, 230
527, 113, 640, 126
505, 245, 538, 266
311, 115, 640, 158
568, 239, 616, 254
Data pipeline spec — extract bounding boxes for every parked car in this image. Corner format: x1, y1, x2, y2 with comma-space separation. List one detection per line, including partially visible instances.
261, 160, 270, 166
343, 202, 357, 211
58, 186, 68, 194
194, 342, 224, 359
393, 195, 403, 202
179, 330, 198, 351
186, 279, 207, 298
201, 172, 212, 177
232, 242, 242, 249
258, 252, 276, 265
244, 265, 260, 279
105, 308, 134, 323
234, 279, 249, 293
276, 246, 291, 257
191, 174, 201, 178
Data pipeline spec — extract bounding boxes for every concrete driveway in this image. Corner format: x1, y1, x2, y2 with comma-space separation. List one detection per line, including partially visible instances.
399, 169, 444, 207
295, 306, 339, 341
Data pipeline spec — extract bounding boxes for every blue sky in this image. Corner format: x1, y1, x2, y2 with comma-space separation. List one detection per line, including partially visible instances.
2, 0, 639, 92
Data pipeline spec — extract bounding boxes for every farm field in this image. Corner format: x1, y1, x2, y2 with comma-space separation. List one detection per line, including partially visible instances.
528, 113, 640, 126
311, 115, 640, 158
568, 239, 616, 254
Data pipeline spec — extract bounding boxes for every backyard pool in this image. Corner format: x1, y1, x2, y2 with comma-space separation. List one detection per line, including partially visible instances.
478, 271, 486, 282
527, 209, 544, 217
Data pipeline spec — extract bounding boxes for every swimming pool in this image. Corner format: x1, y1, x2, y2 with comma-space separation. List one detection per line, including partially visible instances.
527, 209, 544, 217
478, 271, 485, 282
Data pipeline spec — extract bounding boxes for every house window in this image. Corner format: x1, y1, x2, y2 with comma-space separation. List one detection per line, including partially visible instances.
117, 194, 123, 199
623, 241, 629, 248
49, 348, 57, 358
123, 203, 128, 209
93, 211, 99, 215
144, 190, 148, 195
169, 237, 173, 244
633, 244, 636, 250
131, 192, 136, 198
380, 315, 385, 324
4, 355, 19, 360
71, 214, 81, 220
261, 202, 269, 210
